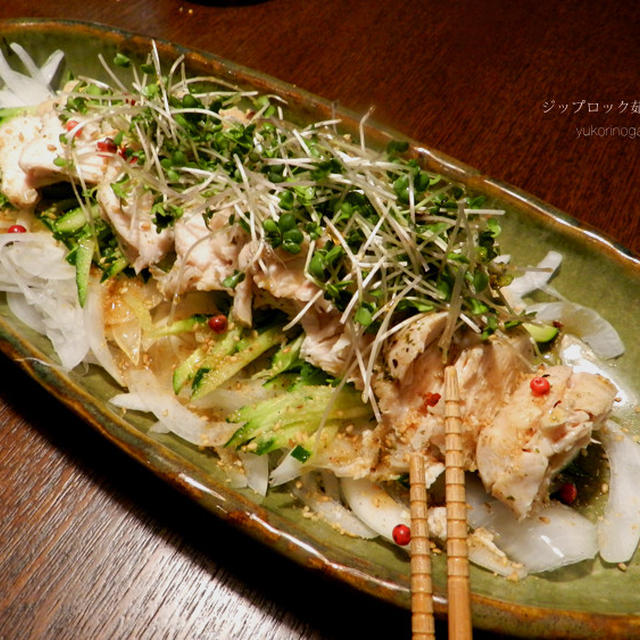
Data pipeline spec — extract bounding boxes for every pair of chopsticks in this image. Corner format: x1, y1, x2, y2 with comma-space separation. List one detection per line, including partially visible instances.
409, 366, 472, 640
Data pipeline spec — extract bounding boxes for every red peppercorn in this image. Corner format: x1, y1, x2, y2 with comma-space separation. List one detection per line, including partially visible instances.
208, 314, 228, 334
7, 224, 27, 233
392, 523, 411, 546
558, 482, 578, 505
424, 392, 441, 407
64, 120, 82, 137
530, 376, 551, 396
96, 137, 118, 153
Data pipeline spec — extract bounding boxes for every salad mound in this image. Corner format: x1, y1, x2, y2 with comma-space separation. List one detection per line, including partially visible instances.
0, 42, 636, 579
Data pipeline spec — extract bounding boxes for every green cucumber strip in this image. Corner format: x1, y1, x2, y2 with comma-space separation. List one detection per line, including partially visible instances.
226, 385, 370, 450
54, 204, 99, 235
149, 314, 209, 339
172, 323, 242, 393
75, 236, 95, 307
103, 255, 129, 279
75, 239, 94, 306
54, 207, 88, 234
190, 326, 283, 400
523, 322, 559, 343
266, 333, 304, 379
290, 444, 311, 462
0, 106, 31, 125
253, 420, 341, 456
173, 346, 207, 393
262, 372, 298, 391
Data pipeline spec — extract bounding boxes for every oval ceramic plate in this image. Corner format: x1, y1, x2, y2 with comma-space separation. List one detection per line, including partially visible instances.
1, 19, 639, 639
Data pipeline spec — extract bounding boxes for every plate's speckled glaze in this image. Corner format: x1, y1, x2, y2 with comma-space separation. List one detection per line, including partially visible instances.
1, 19, 639, 639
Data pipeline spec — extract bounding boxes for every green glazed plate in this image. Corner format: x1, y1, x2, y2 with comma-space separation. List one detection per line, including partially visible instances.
1, 19, 639, 639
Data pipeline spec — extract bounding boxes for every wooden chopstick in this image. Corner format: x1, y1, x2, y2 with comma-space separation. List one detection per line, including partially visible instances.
409, 452, 435, 640
444, 366, 473, 640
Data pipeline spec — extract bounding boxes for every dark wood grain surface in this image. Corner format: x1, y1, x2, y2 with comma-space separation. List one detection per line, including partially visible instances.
0, 2, 638, 639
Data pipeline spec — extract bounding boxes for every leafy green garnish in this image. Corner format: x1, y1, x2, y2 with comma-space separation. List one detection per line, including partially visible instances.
291, 445, 311, 462
152, 202, 184, 230
52, 49, 521, 389
113, 53, 131, 68
222, 270, 246, 289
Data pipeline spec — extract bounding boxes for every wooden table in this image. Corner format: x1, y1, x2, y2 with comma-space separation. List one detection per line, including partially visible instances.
0, 2, 638, 638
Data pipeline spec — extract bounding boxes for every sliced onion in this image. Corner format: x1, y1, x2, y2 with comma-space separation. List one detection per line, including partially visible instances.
598, 420, 640, 563
0, 232, 74, 279
467, 528, 528, 580
319, 469, 341, 502
111, 370, 240, 447
148, 420, 169, 434
341, 478, 530, 575
340, 477, 409, 542
238, 451, 269, 497
190, 378, 277, 412
38, 48, 65, 85
6, 290, 47, 334
115, 368, 209, 446
216, 446, 248, 489
529, 301, 624, 359
466, 477, 597, 573
270, 450, 306, 487
84, 278, 124, 384
111, 319, 142, 365
8, 43, 64, 87
0, 232, 90, 370
292, 473, 377, 538
501, 250, 562, 311
45, 304, 90, 371
0, 43, 63, 107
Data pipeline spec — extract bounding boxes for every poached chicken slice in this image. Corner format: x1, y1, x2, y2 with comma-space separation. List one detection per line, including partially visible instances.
0, 103, 119, 208
374, 316, 534, 476
373, 314, 617, 517
0, 113, 42, 207
157, 208, 246, 296
96, 181, 174, 273
19, 109, 110, 186
477, 366, 617, 518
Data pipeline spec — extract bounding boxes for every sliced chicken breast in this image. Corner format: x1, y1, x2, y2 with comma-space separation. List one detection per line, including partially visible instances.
477, 366, 617, 518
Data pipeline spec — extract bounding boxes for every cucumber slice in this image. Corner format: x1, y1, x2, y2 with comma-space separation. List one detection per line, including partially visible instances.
226, 385, 371, 451
54, 205, 99, 235
149, 314, 209, 340
0, 106, 31, 125
172, 323, 242, 394
75, 236, 95, 307
523, 322, 559, 343
190, 326, 283, 400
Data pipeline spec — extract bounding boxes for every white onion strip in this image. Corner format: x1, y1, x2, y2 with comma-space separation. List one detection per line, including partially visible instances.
466, 477, 597, 573
501, 250, 562, 311
0, 43, 63, 107
238, 451, 269, 497
292, 473, 377, 538
598, 420, 640, 563
529, 300, 624, 359
111, 368, 209, 445
340, 477, 409, 541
